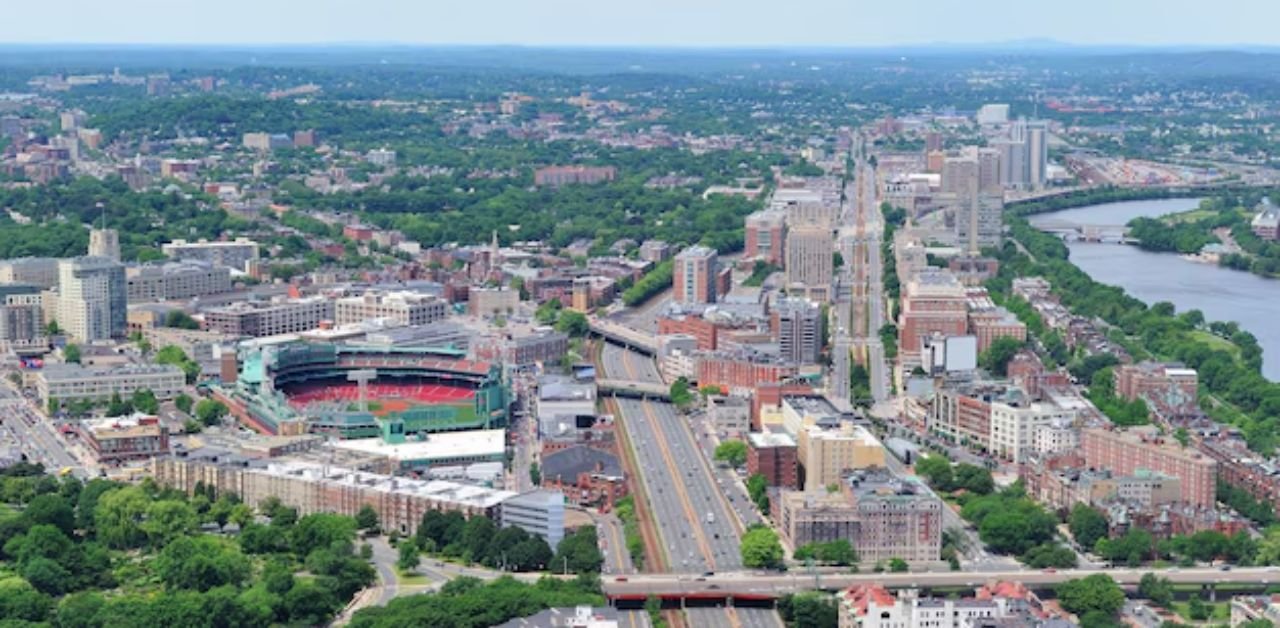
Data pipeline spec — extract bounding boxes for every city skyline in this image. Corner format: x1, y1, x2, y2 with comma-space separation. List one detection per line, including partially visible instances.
4, 0, 1280, 48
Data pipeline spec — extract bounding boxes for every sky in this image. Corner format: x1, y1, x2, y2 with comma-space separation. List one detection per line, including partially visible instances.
5, 0, 1280, 48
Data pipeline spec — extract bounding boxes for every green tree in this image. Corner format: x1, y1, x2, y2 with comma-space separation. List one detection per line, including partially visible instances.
397, 540, 421, 572
141, 499, 197, 547
291, 513, 357, 556
1138, 572, 1173, 607
94, 485, 150, 549
953, 464, 994, 495
164, 310, 201, 330
0, 576, 52, 622
552, 526, 605, 575
154, 535, 252, 591
1056, 574, 1125, 618
1069, 503, 1109, 550
746, 473, 770, 513
713, 440, 747, 467
529, 462, 541, 486
740, 525, 783, 569
978, 336, 1023, 376
194, 399, 229, 426
915, 455, 953, 491
777, 592, 839, 628
356, 505, 380, 532
131, 388, 160, 415
174, 393, 193, 414
888, 558, 909, 572
64, 344, 81, 364
554, 310, 589, 337
668, 377, 693, 408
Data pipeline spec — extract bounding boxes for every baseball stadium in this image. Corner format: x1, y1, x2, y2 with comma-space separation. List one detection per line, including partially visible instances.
215, 340, 508, 441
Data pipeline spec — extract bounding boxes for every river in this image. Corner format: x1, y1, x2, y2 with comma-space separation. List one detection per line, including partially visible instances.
1028, 198, 1280, 381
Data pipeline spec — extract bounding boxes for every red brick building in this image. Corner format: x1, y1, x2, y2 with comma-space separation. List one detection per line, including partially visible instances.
657, 313, 719, 351
696, 355, 797, 392
899, 270, 969, 365
747, 432, 798, 489
752, 382, 813, 431
1082, 427, 1216, 508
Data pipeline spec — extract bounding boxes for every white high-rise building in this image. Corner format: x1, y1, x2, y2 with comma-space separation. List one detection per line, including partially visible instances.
976, 103, 1010, 126
56, 256, 127, 342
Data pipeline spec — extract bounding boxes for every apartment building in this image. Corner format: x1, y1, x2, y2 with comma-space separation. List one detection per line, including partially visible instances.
798, 423, 887, 492
1082, 426, 1216, 508
0, 285, 45, 352
673, 245, 719, 305
36, 363, 185, 406
784, 224, 833, 302
898, 270, 968, 368
695, 352, 797, 392
334, 290, 448, 326
744, 209, 787, 266
151, 451, 519, 536
1114, 361, 1199, 414
533, 165, 617, 187
126, 260, 233, 303
988, 399, 1076, 463
0, 257, 60, 289
468, 287, 518, 318
56, 256, 127, 342
779, 468, 941, 563
747, 431, 798, 489
774, 297, 821, 365
202, 297, 334, 337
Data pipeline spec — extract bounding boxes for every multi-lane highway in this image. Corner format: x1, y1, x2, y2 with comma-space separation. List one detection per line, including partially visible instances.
602, 341, 782, 626
851, 142, 890, 403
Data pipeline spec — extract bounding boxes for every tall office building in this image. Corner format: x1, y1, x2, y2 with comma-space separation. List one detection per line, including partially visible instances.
774, 297, 822, 365
996, 119, 1049, 190
673, 245, 719, 305
955, 193, 1005, 254
56, 256, 127, 342
785, 225, 833, 302
1025, 120, 1049, 188
88, 228, 121, 262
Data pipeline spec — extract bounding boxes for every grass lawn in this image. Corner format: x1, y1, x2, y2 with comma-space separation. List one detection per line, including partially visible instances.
1188, 330, 1242, 360
1171, 600, 1230, 622
397, 571, 432, 586
1164, 209, 1215, 224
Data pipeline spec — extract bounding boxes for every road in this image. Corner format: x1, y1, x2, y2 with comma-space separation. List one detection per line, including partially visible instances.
0, 385, 88, 477
602, 341, 781, 625
605, 565, 1280, 597
597, 512, 635, 575
852, 140, 890, 403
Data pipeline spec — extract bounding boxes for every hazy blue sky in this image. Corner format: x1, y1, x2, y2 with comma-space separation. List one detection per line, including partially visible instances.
6, 0, 1279, 47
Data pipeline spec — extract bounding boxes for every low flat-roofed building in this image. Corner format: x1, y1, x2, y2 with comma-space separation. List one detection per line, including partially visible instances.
36, 363, 185, 406
334, 290, 448, 327
327, 429, 507, 473
81, 413, 170, 464
151, 450, 516, 536
126, 260, 233, 303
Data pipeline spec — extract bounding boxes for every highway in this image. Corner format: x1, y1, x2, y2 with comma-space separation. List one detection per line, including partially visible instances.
604, 566, 1280, 598
853, 141, 890, 403
602, 341, 782, 626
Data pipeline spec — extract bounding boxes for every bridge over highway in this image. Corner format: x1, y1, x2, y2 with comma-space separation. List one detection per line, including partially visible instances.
603, 566, 1280, 606
589, 318, 658, 355
597, 378, 670, 400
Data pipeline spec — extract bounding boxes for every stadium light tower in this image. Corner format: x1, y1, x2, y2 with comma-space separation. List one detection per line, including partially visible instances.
347, 369, 377, 412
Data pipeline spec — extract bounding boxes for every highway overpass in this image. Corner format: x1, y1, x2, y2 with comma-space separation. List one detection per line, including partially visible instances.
589, 318, 658, 355
603, 566, 1280, 605
597, 378, 671, 400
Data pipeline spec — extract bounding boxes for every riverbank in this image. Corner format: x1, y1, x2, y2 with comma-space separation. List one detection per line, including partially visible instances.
1002, 209, 1279, 453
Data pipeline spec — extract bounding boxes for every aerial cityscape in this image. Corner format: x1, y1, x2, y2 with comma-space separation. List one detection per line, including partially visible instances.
3, 3, 1280, 628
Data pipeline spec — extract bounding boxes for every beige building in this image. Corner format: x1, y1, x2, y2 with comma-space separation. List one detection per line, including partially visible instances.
36, 363, 185, 406
988, 400, 1077, 463
151, 453, 516, 536
88, 228, 121, 262
798, 424, 886, 492
203, 297, 333, 337
468, 287, 518, 318
785, 224, 833, 302
126, 261, 233, 303
56, 256, 127, 342
162, 238, 260, 272
334, 290, 448, 326
0, 257, 60, 289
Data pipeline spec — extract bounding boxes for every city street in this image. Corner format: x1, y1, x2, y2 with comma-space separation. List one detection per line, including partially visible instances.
0, 384, 88, 477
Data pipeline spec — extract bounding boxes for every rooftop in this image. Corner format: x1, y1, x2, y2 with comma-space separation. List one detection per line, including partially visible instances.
328, 429, 506, 462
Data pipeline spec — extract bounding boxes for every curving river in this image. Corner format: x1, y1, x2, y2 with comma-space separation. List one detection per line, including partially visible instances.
1028, 197, 1280, 381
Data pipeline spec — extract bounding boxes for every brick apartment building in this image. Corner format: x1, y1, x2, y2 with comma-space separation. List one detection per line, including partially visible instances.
747, 431, 798, 489
1082, 427, 1216, 508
